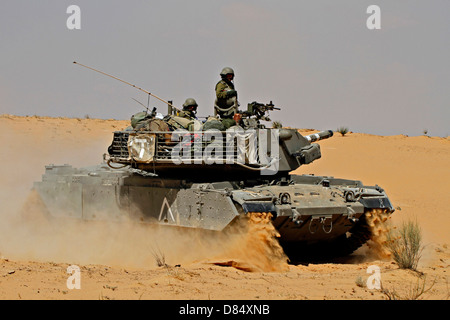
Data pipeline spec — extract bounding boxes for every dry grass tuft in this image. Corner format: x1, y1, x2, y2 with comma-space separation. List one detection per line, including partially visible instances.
385, 219, 424, 270
336, 126, 349, 136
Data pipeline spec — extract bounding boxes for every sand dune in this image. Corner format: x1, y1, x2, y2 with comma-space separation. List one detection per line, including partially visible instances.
0, 115, 448, 300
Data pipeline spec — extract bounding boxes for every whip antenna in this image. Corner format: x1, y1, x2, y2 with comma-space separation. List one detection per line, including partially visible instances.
73, 61, 180, 112
131, 98, 149, 112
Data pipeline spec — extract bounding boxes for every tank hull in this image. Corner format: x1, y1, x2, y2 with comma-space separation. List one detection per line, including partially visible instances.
33, 163, 394, 258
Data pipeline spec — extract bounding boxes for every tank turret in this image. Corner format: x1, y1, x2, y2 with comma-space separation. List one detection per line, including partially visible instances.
105, 103, 336, 181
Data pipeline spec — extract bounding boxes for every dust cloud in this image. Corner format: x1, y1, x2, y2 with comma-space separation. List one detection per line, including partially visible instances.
0, 192, 289, 272
364, 209, 393, 260
208, 212, 289, 272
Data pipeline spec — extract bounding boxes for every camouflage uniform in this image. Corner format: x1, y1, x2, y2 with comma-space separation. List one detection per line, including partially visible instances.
180, 98, 198, 119
178, 110, 194, 119
214, 67, 238, 119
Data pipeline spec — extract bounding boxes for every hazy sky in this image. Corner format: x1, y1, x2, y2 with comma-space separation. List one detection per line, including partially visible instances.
1, 1, 448, 136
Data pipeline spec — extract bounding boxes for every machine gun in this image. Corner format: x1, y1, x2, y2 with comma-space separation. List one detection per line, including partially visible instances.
241, 101, 281, 121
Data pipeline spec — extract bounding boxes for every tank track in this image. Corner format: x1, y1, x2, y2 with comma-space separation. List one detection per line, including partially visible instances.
279, 209, 389, 262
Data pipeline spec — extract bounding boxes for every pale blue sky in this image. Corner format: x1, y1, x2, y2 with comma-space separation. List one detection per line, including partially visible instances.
0, 0, 448, 136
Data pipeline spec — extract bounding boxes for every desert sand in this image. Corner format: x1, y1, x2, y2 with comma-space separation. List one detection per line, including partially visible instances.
0, 114, 449, 301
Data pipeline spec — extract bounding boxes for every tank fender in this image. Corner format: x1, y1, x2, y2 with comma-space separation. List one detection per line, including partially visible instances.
231, 190, 278, 214
341, 186, 395, 212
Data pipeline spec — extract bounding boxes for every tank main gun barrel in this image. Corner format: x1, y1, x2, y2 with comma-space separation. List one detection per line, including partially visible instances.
304, 130, 334, 143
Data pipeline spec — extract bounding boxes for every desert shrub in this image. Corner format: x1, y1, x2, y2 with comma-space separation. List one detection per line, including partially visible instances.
385, 219, 424, 270
150, 245, 167, 267
381, 275, 436, 300
337, 126, 349, 136
355, 276, 365, 288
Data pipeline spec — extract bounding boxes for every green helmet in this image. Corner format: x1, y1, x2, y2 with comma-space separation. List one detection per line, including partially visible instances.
182, 98, 198, 109
220, 67, 235, 77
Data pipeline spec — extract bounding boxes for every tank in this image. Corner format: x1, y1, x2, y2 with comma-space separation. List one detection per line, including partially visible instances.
32, 99, 395, 260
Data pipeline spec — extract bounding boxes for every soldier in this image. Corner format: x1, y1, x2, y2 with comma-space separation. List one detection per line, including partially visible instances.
214, 67, 238, 121
179, 98, 198, 119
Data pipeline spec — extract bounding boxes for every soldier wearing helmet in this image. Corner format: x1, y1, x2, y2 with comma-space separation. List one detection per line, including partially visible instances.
214, 67, 238, 120
179, 98, 198, 119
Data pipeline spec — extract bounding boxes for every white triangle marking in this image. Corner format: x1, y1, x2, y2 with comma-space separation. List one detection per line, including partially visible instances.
158, 197, 175, 222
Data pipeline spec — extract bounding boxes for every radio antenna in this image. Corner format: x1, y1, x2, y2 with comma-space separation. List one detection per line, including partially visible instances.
73, 61, 180, 113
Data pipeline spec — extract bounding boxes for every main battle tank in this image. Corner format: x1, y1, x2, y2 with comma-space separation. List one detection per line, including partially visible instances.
33, 97, 395, 259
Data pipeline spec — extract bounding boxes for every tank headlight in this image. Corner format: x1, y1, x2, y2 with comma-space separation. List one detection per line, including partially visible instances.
279, 192, 291, 204
345, 191, 355, 202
